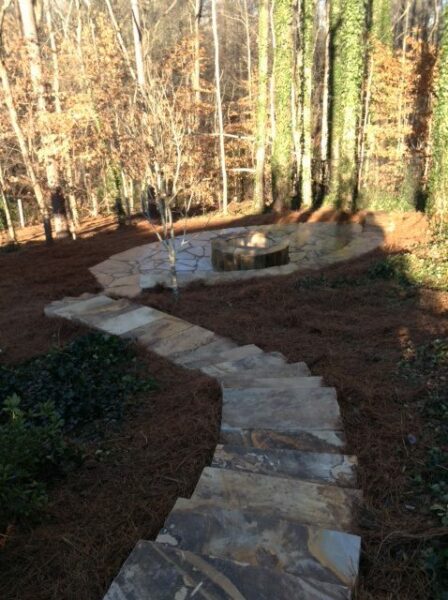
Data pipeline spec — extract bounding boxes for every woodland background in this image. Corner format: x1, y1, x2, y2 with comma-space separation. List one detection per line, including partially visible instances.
0, 0, 447, 243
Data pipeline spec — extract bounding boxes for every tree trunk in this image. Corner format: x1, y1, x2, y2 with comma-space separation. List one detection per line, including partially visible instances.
0, 164, 17, 244
193, 0, 203, 104
428, 4, 448, 220
211, 0, 228, 214
329, 0, 366, 210
0, 59, 52, 242
18, 0, 69, 238
131, 0, 145, 88
253, 0, 270, 214
242, 0, 253, 102
301, 0, 315, 207
271, 0, 295, 212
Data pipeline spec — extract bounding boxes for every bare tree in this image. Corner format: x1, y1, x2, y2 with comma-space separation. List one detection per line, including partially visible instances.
211, 0, 228, 213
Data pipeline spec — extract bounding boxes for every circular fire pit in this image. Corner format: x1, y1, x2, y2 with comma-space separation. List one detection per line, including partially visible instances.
211, 231, 289, 271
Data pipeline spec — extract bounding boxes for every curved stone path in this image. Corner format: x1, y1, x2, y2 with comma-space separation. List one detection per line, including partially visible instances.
90, 222, 383, 298
45, 292, 363, 600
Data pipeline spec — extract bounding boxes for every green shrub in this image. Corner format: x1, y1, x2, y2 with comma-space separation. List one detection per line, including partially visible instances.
0, 395, 75, 527
0, 332, 155, 434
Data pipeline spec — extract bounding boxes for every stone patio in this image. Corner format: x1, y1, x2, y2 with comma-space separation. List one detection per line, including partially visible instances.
90, 222, 383, 297
45, 293, 363, 599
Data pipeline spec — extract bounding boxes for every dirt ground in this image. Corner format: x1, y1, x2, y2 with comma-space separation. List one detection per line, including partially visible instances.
0, 210, 446, 599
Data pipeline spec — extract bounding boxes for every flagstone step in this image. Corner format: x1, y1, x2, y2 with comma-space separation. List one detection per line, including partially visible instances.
220, 427, 347, 454
202, 352, 288, 376
222, 387, 341, 432
212, 444, 357, 487
221, 361, 312, 378
104, 540, 351, 600
220, 374, 323, 388
178, 343, 264, 368
157, 505, 361, 589
183, 467, 361, 532
172, 336, 239, 366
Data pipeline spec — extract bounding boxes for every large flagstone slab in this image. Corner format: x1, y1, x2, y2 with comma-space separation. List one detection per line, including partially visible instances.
219, 375, 323, 389
183, 467, 360, 531
144, 325, 216, 357
90, 306, 167, 335
158, 506, 361, 588
220, 427, 346, 454
202, 352, 286, 376
173, 337, 239, 366
222, 387, 341, 431
184, 344, 264, 368
104, 540, 351, 600
212, 445, 357, 487
44, 294, 115, 319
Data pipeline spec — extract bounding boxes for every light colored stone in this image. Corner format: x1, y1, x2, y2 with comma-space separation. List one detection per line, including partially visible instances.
183, 467, 361, 532
159, 506, 361, 588
104, 540, 351, 600
148, 326, 216, 357
44, 294, 115, 319
220, 375, 322, 389
93, 306, 167, 335
185, 344, 264, 368
220, 427, 346, 453
212, 445, 357, 487
222, 387, 341, 432
202, 352, 286, 376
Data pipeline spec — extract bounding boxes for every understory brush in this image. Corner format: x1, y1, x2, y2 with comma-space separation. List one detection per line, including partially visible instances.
0, 333, 155, 530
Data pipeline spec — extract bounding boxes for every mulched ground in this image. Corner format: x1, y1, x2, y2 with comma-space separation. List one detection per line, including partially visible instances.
1, 210, 445, 599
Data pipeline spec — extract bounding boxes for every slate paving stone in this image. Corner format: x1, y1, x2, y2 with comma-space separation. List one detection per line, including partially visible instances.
212, 445, 357, 487
104, 540, 351, 599
220, 427, 346, 454
158, 506, 361, 588
173, 337, 239, 366
219, 375, 322, 389
185, 344, 264, 368
90, 306, 167, 335
147, 325, 216, 357
202, 352, 287, 376
221, 387, 341, 431
44, 294, 115, 319
182, 467, 361, 532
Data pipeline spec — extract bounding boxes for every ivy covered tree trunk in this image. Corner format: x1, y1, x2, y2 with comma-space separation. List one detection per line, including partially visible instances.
271, 0, 295, 212
300, 0, 315, 207
329, 0, 365, 210
371, 0, 393, 48
253, 0, 270, 214
428, 5, 448, 221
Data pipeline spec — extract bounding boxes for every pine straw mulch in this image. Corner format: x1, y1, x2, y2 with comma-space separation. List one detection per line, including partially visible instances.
139, 213, 448, 599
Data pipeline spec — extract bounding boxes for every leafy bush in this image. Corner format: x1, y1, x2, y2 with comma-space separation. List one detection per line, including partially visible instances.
0, 333, 155, 528
0, 332, 155, 434
399, 338, 448, 597
0, 395, 75, 527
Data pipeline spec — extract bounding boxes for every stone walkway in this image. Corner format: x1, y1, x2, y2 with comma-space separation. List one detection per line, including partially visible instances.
90, 222, 383, 298
45, 293, 363, 599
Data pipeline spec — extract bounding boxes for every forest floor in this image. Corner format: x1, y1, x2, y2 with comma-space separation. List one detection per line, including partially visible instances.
0, 209, 447, 599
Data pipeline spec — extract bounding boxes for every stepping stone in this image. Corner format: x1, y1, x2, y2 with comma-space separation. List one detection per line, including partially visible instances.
90, 306, 167, 336
172, 337, 239, 366
104, 540, 351, 599
220, 375, 323, 389
212, 444, 357, 488
183, 467, 360, 532
182, 344, 264, 368
220, 427, 347, 454
226, 362, 312, 378
44, 294, 116, 319
132, 316, 193, 346
222, 387, 341, 432
202, 352, 287, 376
158, 505, 361, 589
143, 325, 216, 357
